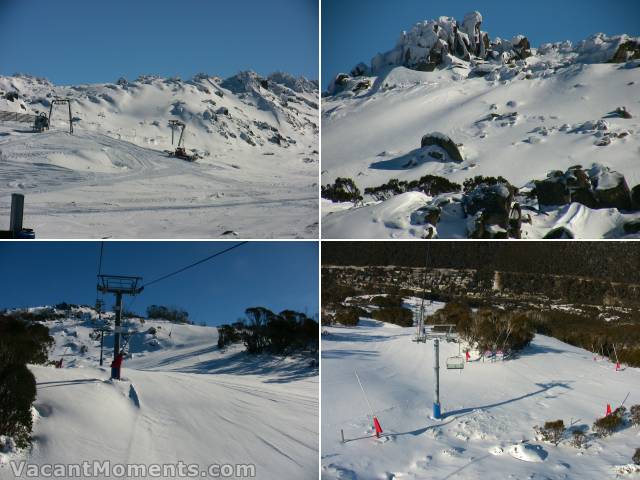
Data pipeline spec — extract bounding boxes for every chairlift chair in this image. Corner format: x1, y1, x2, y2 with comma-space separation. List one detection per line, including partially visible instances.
446, 355, 465, 369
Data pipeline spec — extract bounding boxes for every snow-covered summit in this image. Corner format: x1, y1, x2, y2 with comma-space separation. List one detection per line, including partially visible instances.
0, 70, 318, 154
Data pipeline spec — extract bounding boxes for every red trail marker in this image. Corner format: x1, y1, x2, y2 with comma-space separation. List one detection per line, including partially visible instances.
606, 404, 612, 416
373, 416, 383, 438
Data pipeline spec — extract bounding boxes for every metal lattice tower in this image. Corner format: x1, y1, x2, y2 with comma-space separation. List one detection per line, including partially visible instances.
97, 275, 143, 378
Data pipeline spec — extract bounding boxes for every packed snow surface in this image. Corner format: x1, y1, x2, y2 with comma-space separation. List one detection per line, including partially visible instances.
321, 307, 640, 479
0, 72, 319, 238
0, 311, 318, 479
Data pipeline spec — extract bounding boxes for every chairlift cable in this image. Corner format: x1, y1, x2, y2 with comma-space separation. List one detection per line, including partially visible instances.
141, 241, 248, 289
354, 370, 375, 418
97, 241, 104, 278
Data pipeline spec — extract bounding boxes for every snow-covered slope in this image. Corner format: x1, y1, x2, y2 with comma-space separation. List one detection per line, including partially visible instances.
0, 309, 318, 479
321, 305, 640, 479
321, 13, 640, 239
0, 71, 319, 238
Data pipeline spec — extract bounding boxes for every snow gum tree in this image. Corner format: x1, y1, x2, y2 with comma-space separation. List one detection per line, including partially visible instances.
0, 315, 53, 448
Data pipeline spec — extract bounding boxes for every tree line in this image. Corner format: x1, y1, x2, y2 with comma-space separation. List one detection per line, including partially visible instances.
322, 242, 640, 284
217, 307, 318, 355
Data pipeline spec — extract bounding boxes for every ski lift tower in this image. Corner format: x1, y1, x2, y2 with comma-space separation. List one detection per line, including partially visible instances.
97, 275, 143, 378
48, 97, 73, 134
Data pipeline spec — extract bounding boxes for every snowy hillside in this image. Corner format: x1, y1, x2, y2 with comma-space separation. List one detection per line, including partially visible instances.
0, 71, 319, 238
0, 307, 318, 479
321, 301, 640, 479
321, 12, 640, 238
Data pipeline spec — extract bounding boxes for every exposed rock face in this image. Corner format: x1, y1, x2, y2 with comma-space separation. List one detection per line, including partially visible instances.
623, 219, 640, 234
361, 11, 542, 77
352, 79, 372, 93
535, 173, 572, 206
610, 40, 640, 63
461, 11, 483, 57
535, 164, 634, 210
543, 226, 574, 239
590, 164, 632, 210
513, 36, 532, 59
411, 205, 441, 226
614, 106, 632, 119
632, 185, 640, 209
462, 182, 521, 238
420, 132, 464, 163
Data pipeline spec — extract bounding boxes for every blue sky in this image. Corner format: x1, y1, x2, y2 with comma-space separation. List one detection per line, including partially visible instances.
0, 0, 318, 84
322, 0, 640, 88
0, 241, 318, 326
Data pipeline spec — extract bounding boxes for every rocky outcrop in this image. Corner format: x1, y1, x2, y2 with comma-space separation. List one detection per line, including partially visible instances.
590, 165, 632, 210
361, 11, 540, 76
614, 106, 632, 119
610, 39, 640, 63
534, 164, 634, 211
420, 132, 464, 163
512, 36, 532, 60
352, 79, 372, 93
543, 226, 574, 239
326, 13, 640, 96
462, 181, 521, 238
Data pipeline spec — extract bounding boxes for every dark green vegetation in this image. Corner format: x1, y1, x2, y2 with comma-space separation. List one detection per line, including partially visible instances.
322, 242, 640, 285
146, 305, 190, 324
364, 175, 461, 201
217, 307, 318, 355
0, 314, 53, 448
372, 306, 413, 327
321, 177, 362, 204
593, 406, 626, 437
632, 405, 640, 426
534, 420, 565, 446
430, 303, 535, 353
533, 310, 640, 367
328, 307, 365, 327
462, 175, 512, 194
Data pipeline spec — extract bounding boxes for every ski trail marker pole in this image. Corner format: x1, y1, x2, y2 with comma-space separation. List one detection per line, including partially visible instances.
620, 392, 630, 409
355, 370, 383, 438
613, 344, 620, 371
